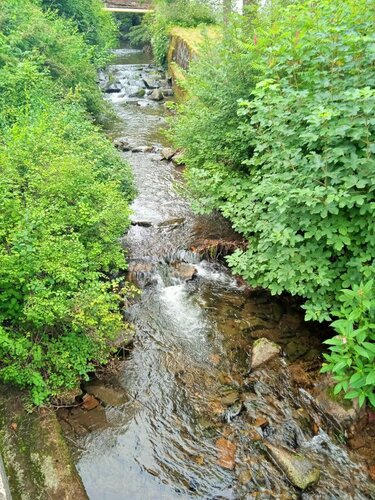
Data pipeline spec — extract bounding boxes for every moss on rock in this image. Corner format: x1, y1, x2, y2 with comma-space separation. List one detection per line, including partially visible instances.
0, 385, 87, 500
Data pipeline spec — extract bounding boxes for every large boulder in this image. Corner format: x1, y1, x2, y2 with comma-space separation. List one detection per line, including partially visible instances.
265, 443, 320, 490
250, 338, 281, 371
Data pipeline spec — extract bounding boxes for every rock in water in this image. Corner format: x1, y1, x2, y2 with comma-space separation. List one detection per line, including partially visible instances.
113, 138, 131, 151
266, 443, 320, 490
128, 87, 145, 98
105, 83, 122, 93
161, 147, 177, 161
171, 262, 197, 281
83, 381, 128, 407
216, 438, 236, 470
251, 337, 281, 370
82, 393, 100, 411
149, 89, 164, 101
143, 78, 160, 89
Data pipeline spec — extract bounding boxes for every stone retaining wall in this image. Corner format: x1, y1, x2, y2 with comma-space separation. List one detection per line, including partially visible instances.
167, 26, 220, 100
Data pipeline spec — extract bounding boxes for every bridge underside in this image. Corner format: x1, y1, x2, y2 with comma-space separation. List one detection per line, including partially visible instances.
104, 1, 153, 12
105, 7, 152, 12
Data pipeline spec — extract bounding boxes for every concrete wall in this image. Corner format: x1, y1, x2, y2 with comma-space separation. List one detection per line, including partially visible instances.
0, 455, 11, 500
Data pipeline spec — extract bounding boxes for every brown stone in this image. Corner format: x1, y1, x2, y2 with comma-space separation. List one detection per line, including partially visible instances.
210, 354, 221, 366
216, 438, 236, 470
247, 428, 262, 441
81, 394, 100, 411
254, 417, 269, 428
238, 469, 252, 484
83, 381, 128, 407
220, 391, 240, 406
171, 262, 197, 281
251, 338, 281, 371
348, 436, 366, 450
369, 465, 375, 481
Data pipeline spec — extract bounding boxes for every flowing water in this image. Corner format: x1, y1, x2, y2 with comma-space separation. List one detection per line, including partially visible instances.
60, 47, 375, 500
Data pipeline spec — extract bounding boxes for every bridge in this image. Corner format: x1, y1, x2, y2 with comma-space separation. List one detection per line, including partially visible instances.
104, 0, 153, 13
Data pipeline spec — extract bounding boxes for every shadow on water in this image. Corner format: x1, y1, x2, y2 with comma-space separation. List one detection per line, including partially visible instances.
59, 47, 375, 500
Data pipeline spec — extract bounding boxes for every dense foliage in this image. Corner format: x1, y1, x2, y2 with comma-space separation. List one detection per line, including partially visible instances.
0, 0, 134, 404
173, 0, 375, 323
41, 0, 118, 65
129, 0, 217, 64
322, 282, 375, 408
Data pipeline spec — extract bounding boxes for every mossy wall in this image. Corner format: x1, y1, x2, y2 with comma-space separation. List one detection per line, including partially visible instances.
167, 26, 220, 100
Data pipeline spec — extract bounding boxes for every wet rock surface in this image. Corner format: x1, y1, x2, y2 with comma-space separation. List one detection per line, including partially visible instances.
265, 443, 320, 490
250, 337, 281, 370
83, 380, 129, 408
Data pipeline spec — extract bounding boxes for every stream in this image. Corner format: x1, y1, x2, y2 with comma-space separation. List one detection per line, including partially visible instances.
59, 46, 375, 500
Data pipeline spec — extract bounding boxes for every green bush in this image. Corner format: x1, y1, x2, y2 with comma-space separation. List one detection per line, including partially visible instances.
173, 0, 375, 321
0, 0, 135, 404
130, 0, 217, 65
41, 0, 119, 66
0, 0, 109, 116
321, 282, 375, 408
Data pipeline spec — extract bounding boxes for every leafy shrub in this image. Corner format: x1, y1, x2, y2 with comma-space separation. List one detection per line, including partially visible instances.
131, 0, 217, 65
321, 282, 375, 408
128, 21, 153, 50
0, 0, 135, 404
0, 0, 108, 116
41, 0, 119, 66
173, 0, 375, 321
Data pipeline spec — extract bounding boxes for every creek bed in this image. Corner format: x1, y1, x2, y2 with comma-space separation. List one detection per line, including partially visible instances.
58, 46, 375, 500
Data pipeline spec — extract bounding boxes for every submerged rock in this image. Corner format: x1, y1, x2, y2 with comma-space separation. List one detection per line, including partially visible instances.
131, 145, 154, 153
82, 394, 99, 411
250, 338, 281, 371
265, 443, 320, 490
221, 402, 243, 423
83, 380, 128, 407
158, 217, 185, 227
131, 220, 153, 227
